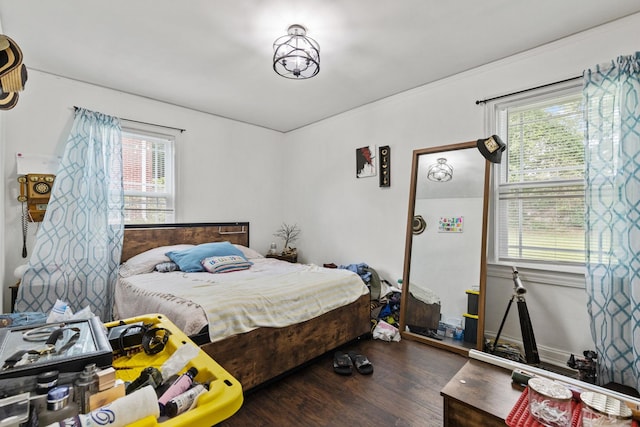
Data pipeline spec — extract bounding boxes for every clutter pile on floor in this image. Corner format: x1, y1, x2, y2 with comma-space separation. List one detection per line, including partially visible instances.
324, 262, 403, 342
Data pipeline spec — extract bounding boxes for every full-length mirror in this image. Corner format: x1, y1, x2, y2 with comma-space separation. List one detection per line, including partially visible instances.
400, 141, 489, 355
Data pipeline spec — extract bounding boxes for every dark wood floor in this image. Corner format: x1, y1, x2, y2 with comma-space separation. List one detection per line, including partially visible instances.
217, 337, 468, 427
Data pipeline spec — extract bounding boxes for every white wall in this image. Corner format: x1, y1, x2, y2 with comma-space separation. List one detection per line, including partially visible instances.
282, 13, 640, 365
411, 197, 483, 321
2, 70, 284, 312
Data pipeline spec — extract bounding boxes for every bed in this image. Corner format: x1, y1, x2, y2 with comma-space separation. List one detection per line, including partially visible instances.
113, 222, 371, 391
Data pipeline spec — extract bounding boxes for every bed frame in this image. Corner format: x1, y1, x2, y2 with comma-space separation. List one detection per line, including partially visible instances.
121, 222, 371, 391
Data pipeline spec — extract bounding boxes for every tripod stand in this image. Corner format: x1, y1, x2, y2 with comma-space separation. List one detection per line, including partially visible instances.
490, 268, 540, 365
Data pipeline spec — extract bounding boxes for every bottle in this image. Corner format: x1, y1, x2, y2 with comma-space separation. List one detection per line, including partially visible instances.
159, 343, 199, 384
38, 385, 77, 425
75, 363, 98, 414
32, 370, 60, 419
36, 370, 59, 395
268, 242, 277, 255
165, 384, 208, 418
157, 367, 198, 415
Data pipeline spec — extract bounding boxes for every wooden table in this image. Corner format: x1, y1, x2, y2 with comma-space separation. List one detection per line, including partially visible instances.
440, 359, 524, 426
265, 252, 298, 263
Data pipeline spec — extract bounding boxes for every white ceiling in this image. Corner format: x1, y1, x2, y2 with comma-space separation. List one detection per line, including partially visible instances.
1, 1, 639, 133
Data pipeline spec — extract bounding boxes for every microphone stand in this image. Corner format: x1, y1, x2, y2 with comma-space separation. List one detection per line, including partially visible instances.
490, 267, 540, 365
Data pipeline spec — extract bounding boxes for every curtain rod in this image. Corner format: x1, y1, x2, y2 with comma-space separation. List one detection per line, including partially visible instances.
73, 106, 186, 133
474, 75, 582, 105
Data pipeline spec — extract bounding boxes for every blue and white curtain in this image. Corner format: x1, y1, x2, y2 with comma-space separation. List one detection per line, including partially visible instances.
583, 52, 640, 391
15, 108, 124, 321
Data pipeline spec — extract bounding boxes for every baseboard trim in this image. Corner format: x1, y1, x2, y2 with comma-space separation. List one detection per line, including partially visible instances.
483, 332, 580, 370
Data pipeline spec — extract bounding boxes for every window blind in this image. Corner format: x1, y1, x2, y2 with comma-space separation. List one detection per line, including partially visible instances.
121, 129, 175, 224
496, 91, 585, 265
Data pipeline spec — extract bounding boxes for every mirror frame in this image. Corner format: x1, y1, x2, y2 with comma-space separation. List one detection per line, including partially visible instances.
399, 140, 490, 356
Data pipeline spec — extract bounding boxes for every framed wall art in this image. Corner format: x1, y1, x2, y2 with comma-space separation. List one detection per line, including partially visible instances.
356, 145, 376, 178
438, 216, 464, 233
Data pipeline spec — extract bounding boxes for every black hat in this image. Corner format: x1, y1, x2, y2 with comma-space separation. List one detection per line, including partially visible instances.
412, 215, 427, 235
0, 35, 23, 77
477, 135, 506, 164
0, 91, 19, 110
0, 35, 27, 110
0, 63, 28, 93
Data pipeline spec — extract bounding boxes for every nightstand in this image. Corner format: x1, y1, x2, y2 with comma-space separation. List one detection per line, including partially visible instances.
266, 253, 298, 263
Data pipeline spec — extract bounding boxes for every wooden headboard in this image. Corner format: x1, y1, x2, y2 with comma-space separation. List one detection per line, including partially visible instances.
121, 222, 250, 262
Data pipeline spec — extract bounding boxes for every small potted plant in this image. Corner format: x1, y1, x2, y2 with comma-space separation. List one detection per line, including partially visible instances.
274, 223, 301, 256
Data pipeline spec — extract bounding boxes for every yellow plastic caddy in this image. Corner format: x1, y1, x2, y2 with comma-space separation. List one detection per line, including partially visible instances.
104, 314, 243, 426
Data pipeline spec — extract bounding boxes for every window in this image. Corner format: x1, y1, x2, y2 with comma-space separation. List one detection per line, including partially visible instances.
492, 83, 585, 266
121, 127, 175, 224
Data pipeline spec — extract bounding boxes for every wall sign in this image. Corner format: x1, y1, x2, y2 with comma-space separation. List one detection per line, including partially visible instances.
379, 145, 390, 187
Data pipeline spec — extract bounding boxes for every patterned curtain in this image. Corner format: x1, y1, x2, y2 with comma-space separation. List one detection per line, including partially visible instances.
15, 108, 123, 321
583, 52, 640, 391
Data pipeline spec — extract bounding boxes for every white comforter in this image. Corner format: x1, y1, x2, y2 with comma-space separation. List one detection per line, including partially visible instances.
114, 258, 369, 342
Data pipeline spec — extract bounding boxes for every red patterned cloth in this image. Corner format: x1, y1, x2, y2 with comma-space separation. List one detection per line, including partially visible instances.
506, 387, 638, 427
506, 387, 581, 427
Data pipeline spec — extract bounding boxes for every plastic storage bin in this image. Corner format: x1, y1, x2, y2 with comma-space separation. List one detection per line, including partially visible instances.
442, 317, 462, 339
580, 391, 632, 426
528, 377, 573, 427
463, 313, 478, 344
465, 289, 479, 315
104, 314, 243, 427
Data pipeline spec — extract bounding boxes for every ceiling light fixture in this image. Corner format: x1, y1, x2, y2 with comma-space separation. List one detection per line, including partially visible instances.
427, 158, 453, 182
273, 24, 320, 79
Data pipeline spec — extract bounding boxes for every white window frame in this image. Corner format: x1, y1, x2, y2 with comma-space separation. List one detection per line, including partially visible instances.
120, 124, 176, 225
486, 80, 586, 274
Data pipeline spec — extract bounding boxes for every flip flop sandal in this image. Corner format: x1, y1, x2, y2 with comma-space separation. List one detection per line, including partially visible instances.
333, 351, 353, 375
348, 351, 374, 375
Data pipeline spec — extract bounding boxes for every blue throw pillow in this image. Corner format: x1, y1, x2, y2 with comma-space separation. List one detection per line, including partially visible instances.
165, 242, 246, 272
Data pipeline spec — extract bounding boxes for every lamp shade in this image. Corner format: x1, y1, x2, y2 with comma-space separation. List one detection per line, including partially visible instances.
273, 24, 320, 79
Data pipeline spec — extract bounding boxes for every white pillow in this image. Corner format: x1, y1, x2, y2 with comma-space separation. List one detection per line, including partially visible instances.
201, 255, 253, 274
233, 244, 264, 260
119, 244, 194, 277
